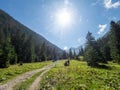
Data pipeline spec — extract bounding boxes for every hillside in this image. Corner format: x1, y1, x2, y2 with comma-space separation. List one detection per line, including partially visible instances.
0, 9, 63, 53
0, 9, 63, 68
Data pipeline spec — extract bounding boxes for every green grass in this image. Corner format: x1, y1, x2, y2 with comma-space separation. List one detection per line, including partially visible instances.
0, 61, 52, 84
13, 70, 44, 90
39, 60, 120, 90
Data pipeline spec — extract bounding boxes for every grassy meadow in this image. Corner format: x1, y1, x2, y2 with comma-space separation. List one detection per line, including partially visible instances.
0, 60, 120, 90
39, 60, 120, 90
0, 61, 51, 84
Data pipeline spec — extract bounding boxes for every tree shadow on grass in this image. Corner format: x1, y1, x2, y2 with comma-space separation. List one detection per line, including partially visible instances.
96, 64, 112, 70
88, 63, 112, 70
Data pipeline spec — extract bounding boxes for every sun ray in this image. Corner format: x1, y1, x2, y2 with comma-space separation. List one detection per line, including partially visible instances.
55, 8, 72, 28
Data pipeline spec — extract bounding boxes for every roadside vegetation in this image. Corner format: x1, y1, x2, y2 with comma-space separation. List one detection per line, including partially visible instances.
40, 60, 120, 90
0, 61, 51, 84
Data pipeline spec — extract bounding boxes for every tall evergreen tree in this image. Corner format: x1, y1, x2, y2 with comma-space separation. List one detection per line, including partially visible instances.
84, 46, 99, 66
62, 50, 68, 59
73, 50, 76, 59
84, 31, 104, 67
109, 21, 120, 63
97, 37, 111, 62
23, 35, 36, 62
69, 48, 73, 59
78, 46, 84, 56
40, 42, 47, 61
0, 36, 16, 67
0, 26, 17, 68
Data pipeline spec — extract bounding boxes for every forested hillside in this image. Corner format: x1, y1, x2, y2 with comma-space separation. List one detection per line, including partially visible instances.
0, 9, 63, 68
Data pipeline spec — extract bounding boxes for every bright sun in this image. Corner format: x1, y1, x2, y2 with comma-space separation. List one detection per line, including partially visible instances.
55, 8, 72, 28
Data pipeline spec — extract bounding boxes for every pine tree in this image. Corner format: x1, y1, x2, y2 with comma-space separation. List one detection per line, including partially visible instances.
69, 48, 73, 59
84, 46, 99, 66
0, 27, 17, 68
40, 42, 47, 61
100, 44, 111, 62
78, 46, 84, 56
9, 46, 17, 64
73, 50, 76, 59
0, 37, 12, 67
28, 36, 35, 62
97, 36, 111, 62
84, 31, 104, 67
110, 21, 120, 63
62, 50, 68, 59
12, 31, 26, 62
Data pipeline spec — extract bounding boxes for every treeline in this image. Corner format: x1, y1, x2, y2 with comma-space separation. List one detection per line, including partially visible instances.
0, 27, 62, 68
62, 47, 84, 60
84, 20, 120, 67
0, 9, 63, 68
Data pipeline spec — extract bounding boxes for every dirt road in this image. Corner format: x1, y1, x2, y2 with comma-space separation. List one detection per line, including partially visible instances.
0, 64, 54, 90
28, 65, 54, 90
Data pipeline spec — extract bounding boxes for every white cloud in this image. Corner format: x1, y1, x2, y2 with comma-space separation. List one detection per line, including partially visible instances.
63, 46, 68, 50
104, 0, 120, 9
98, 24, 107, 34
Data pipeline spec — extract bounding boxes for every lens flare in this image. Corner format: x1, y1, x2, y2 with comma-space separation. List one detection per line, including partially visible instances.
55, 8, 73, 28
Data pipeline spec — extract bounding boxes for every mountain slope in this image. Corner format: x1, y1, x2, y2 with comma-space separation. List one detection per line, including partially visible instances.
0, 9, 62, 52
0, 9, 63, 67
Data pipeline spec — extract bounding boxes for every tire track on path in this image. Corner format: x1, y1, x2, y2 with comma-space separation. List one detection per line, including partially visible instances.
0, 64, 54, 90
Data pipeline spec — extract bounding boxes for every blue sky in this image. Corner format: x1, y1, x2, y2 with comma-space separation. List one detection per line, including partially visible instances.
0, 0, 120, 50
